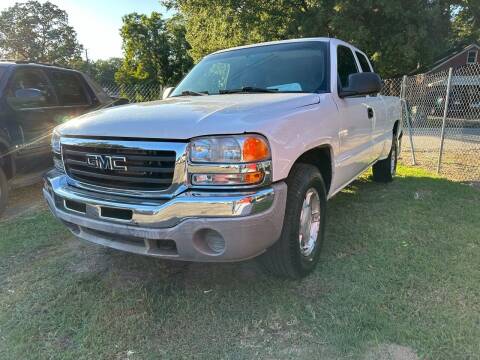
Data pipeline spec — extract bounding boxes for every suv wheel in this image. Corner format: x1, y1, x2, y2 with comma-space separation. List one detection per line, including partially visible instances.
372, 134, 398, 183
260, 163, 327, 278
0, 167, 8, 216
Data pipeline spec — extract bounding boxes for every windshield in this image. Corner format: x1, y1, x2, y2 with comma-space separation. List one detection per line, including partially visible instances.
171, 41, 329, 96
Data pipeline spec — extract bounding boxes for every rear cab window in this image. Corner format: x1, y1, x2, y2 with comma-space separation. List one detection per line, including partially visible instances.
48, 70, 91, 106
355, 51, 373, 72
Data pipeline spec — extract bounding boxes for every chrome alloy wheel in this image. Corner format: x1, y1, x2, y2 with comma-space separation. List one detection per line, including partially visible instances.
298, 187, 321, 260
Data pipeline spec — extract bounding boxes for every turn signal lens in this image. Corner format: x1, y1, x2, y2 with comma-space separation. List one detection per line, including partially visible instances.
191, 171, 265, 186
242, 136, 270, 162
243, 171, 264, 184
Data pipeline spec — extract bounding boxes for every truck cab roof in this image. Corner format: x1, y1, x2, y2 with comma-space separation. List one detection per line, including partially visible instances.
211, 37, 366, 55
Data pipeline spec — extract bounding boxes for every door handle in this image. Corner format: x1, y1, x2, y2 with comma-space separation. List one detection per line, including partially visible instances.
367, 107, 374, 119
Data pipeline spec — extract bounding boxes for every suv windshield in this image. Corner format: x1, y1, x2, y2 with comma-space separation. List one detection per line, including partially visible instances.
172, 41, 329, 96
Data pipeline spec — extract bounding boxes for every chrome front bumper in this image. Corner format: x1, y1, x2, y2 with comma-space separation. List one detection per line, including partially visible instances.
43, 170, 287, 261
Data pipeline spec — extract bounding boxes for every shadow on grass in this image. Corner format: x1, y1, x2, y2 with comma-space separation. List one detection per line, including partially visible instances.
90, 171, 472, 300
1, 167, 479, 359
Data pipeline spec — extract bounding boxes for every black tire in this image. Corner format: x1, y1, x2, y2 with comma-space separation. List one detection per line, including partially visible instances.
260, 163, 327, 279
0, 167, 8, 217
372, 134, 398, 183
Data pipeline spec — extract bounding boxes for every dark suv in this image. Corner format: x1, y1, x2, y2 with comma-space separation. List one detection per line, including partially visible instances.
0, 61, 126, 215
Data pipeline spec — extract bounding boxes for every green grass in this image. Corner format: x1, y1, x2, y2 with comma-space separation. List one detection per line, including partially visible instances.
0, 166, 479, 359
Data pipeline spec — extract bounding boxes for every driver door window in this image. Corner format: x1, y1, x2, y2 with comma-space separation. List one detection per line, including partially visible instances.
6, 68, 56, 109
337, 46, 359, 89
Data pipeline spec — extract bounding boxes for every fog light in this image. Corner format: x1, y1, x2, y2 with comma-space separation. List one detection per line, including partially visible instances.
193, 229, 226, 255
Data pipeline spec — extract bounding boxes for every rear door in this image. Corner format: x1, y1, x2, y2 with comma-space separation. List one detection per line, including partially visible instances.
45, 69, 96, 123
333, 45, 374, 184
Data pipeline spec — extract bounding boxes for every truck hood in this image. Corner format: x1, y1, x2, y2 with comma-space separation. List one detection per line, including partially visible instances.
58, 93, 320, 139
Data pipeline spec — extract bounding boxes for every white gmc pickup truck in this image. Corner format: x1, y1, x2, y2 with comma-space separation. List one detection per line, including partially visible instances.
44, 38, 401, 278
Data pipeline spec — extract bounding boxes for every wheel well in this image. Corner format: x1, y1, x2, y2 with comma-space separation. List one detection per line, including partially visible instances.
393, 120, 401, 138
294, 146, 332, 194
0, 143, 14, 180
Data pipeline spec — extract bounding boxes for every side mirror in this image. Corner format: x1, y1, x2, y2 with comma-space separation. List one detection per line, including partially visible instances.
338, 73, 382, 98
162, 87, 174, 100
8, 88, 47, 108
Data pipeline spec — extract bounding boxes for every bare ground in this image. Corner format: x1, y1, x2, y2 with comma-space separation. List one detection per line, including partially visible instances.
400, 135, 480, 182
1, 182, 45, 222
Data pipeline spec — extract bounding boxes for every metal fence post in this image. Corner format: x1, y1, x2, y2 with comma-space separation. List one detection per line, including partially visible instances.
437, 67, 453, 174
400, 75, 416, 165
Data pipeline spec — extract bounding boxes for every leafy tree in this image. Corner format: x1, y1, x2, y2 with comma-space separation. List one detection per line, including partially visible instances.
0, 1, 83, 65
73, 58, 123, 85
451, 0, 480, 46
319, 1, 452, 76
115, 12, 193, 88
90, 58, 123, 84
164, 0, 457, 77
163, 0, 320, 62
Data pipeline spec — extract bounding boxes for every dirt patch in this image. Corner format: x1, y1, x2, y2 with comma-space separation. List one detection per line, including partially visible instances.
364, 343, 419, 360
66, 240, 112, 275
238, 315, 336, 359
413, 189, 433, 200
2, 183, 45, 222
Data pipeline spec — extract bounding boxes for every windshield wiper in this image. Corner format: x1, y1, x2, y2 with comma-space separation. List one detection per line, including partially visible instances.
219, 86, 279, 94
176, 90, 209, 97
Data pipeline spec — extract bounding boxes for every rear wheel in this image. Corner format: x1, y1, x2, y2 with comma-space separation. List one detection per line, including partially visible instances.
0, 167, 8, 217
260, 164, 327, 279
372, 134, 398, 183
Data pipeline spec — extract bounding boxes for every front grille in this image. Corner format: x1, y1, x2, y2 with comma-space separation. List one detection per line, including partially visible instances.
62, 143, 176, 190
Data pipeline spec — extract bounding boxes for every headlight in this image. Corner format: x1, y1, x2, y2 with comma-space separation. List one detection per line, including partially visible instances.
51, 129, 61, 154
189, 134, 270, 163
51, 129, 64, 172
188, 134, 272, 187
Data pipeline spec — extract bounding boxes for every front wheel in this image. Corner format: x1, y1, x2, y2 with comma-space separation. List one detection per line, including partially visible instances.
259, 164, 327, 279
372, 135, 398, 183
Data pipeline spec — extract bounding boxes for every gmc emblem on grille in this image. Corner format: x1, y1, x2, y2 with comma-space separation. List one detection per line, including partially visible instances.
86, 154, 127, 171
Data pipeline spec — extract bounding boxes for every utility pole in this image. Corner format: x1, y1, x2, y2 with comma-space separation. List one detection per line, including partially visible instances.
85, 48, 90, 75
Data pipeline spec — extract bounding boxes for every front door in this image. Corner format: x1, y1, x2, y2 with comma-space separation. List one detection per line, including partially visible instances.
4, 66, 59, 172
334, 45, 374, 185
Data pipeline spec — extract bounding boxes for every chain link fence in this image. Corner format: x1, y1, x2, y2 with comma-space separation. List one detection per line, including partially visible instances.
102, 83, 164, 103
101, 65, 480, 182
383, 64, 480, 182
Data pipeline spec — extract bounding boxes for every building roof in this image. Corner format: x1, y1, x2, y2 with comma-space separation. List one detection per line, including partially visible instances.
426, 43, 480, 74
